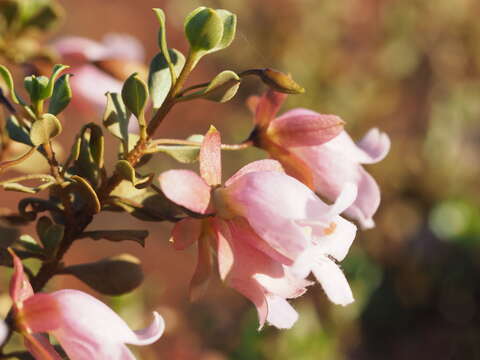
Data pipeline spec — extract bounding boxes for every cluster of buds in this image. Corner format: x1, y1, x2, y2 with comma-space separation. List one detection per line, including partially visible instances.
0, 4, 389, 359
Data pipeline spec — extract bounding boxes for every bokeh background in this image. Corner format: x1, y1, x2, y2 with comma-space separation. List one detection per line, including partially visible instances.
2, 0, 480, 359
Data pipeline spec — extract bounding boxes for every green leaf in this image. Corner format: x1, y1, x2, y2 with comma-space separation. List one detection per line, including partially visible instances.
61, 254, 144, 296
152, 8, 177, 83
151, 134, 203, 164
18, 234, 43, 253
36, 216, 52, 240
103, 92, 130, 149
108, 180, 180, 221
202, 70, 240, 102
3, 183, 41, 194
71, 175, 101, 214
39, 223, 64, 258
121, 73, 148, 118
22, 1, 63, 31
24, 75, 49, 102
79, 230, 148, 247
0, 65, 22, 104
148, 49, 185, 110
48, 74, 72, 115
115, 160, 136, 184
30, 113, 62, 146
214, 10, 237, 51
45, 64, 69, 99
6, 115, 33, 146
185, 7, 223, 53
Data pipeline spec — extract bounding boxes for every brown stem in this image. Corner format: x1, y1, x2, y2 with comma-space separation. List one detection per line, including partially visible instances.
42, 141, 62, 183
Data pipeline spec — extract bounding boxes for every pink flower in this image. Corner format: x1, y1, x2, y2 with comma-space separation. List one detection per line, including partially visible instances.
53, 34, 146, 115
249, 90, 390, 229
7, 249, 164, 360
160, 127, 358, 328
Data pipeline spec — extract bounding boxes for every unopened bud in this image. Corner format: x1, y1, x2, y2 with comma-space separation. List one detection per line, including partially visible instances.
259, 69, 305, 94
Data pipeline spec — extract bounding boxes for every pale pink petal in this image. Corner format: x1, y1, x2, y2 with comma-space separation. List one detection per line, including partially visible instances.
9, 249, 33, 303
227, 217, 292, 265
265, 295, 298, 329
102, 34, 145, 62
246, 95, 260, 114
327, 183, 358, 216
159, 170, 211, 214
268, 109, 344, 147
312, 258, 354, 306
230, 279, 268, 329
49, 290, 163, 360
343, 168, 381, 230
225, 159, 284, 187
213, 219, 235, 280
254, 90, 287, 128
189, 233, 213, 301
200, 127, 222, 186
253, 271, 310, 299
53, 36, 108, 62
171, 218, 202, 250
315, 216, 357, 262
223, 171, 329, 259
356, 128, 391, 164
22, 294, 62, 333
70, 65, 123, 110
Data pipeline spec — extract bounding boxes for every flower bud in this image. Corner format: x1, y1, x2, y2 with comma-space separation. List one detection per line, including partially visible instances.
259, 69, 305, 94
184, 7, 224, 53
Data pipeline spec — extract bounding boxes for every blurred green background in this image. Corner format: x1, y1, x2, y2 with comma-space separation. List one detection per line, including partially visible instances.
2, 0, 480, 359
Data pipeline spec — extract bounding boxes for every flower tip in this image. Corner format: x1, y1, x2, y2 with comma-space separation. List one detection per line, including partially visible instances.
131, 311, 165, 346
207, 124, 219, 134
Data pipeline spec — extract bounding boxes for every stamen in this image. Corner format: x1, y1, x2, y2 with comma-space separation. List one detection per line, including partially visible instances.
323, 222, 337, 236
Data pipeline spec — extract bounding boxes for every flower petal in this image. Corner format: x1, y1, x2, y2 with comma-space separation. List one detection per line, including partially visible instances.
49, 290, 163, 360
159, 169, 211, 214
356, 128, 391, 164
327, 182, 358, 216
264, 139, 315, 189
229, 279, 268, 330
189, 229, 214, 301
314, 216, 357, 262
54, 36, 108, 62
254, 90, 287, 128
312, 258, 354, 306
200, 126, 222, 186
9, 249, 33, 304
227, 217, 293, 265
101, 33, 145, 62
70, 65, 123, 110
265, 295, 298, 329
22, 293, 62, 333
225, 159, 284, 187
343, 168, 381, 229
171, 218, 202, 250
213, 219, 235, 281
224, 171, 328, 259
268, 109, 344, 147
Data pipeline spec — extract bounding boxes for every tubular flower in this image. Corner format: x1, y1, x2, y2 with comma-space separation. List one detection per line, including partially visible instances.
159, 126, 358, 329
7, 249, 164, 360
249, 89, 390, 229
53, 34, 146, 114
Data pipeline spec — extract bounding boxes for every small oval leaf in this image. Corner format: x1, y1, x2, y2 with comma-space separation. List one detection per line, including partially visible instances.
30, 113, 62, 146
61, 254, 144, 296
